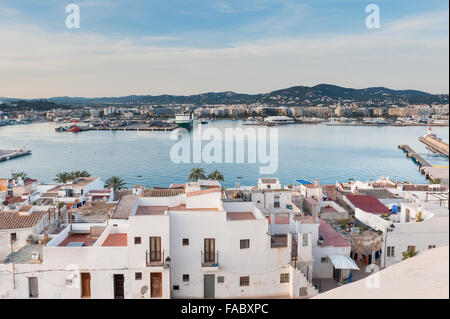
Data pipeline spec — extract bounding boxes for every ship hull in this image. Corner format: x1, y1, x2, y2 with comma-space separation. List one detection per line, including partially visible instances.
176, 121, 193, 128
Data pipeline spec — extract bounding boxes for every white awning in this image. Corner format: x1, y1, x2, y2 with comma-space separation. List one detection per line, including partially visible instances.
328, 255, 360, 270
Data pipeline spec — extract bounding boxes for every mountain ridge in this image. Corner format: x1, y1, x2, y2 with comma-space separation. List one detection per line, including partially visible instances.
1, 84, 448, 106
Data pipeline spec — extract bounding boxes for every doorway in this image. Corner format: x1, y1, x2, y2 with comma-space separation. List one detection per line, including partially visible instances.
204, 274, 215, 298
150, 272, 162, 298
81, 273, 91, 298
113, 274, 125, 299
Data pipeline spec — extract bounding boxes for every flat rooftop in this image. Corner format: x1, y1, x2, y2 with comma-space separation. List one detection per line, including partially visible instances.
102, 233, 127, 247
226, 212, 255, 221
136, 206, 168, 216
112, 194, 138, 219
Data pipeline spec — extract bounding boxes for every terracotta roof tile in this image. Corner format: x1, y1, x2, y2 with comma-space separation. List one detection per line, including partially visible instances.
0, 211, 47, 230
346, 195, 389, 215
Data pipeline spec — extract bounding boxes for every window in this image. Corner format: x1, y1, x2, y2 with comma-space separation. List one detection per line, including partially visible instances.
320, 257, 328, 263
428, 245, 436, 249
150, 237, 162, 262
183, 274, 190, 282
274, 195, 280, 208
28, 277, 38, 298
217, 276, 225, 283
134, 237, 141, 245
407, 245, 416, 251
387, 246, 395, 257
302, 233, 309, 247
271, 234, 288, 248
239, 276, 250, 287
135, 272, 142, 280
280, 273, 290, 283
182, 238, 189, 246
204, 238, 215, 263
10, 233, 17, 243
240, 239, 250, 249
173, 285, 180, 290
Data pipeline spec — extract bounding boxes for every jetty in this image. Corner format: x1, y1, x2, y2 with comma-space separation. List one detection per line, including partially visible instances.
86, 125, 177, 132
418, 128, 449, 157
398, 145, 432, 168
0, 149, 32, 162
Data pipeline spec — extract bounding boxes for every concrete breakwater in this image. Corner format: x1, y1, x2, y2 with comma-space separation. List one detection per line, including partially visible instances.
0, 149, 32, 162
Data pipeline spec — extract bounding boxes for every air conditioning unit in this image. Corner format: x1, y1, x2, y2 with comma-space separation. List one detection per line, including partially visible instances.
31, 252, 40, 261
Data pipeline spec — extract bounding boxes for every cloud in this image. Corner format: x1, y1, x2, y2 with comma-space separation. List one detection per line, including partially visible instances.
384, 10, 449, 32
0, 9, 448, 98
78, 0, 118, 7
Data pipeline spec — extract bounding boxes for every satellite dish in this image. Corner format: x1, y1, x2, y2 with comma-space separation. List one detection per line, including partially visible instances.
140, 285, 148, 295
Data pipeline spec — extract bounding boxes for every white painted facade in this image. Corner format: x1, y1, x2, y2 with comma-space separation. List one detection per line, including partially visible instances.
0, 185, 319, 299
355, 202, 449, 268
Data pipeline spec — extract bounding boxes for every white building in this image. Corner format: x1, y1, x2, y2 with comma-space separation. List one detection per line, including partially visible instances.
0, 182, 319, 299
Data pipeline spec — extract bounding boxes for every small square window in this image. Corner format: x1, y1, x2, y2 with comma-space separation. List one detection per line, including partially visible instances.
134, 237, 141, 244
239, 276, 250, 287
135, 272, 142, 280
321, 257, 328, 263
240, 239, 250, 249
183, 274, 190, 282
217, 276, 225, 283
182, 238, 189, 246
280, 273, 289, 283
10, 233, 17, 242
173, 285, 180, 290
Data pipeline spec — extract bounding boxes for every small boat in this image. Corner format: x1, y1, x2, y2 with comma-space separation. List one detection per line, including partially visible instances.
201, 120, 208, 124
67, 125, 81, 133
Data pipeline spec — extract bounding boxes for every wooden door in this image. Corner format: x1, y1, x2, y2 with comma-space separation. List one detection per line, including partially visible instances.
113, 274, 125, 299
204, 238, 215, 262
81, 273, 91, 298
150, 272, 162, 298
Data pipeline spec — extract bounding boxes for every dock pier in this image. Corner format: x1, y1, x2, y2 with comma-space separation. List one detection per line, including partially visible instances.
398, 145, 432, 168
0, 149, 32, 162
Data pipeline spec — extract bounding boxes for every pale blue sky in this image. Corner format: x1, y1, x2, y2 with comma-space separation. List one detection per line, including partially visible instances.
0, 0, 448, 98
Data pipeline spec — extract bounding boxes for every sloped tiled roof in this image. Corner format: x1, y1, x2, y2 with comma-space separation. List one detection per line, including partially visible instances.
0, 211, 47, 230
346, 195, 389, 215
144, 189, 185, 197
319, 221, 350, 247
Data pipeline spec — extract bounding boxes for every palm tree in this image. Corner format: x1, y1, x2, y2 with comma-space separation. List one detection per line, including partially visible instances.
54, 172, 73, 184
11, 171, 28, 181
430, 178, 441, 184
401, 247, 419, 260
207, 170, 224, 182
188, 168, 206, 182
70, 170, 91, 178
104, 176, 126, 191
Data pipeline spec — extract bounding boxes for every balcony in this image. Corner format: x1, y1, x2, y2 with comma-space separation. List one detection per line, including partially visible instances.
201, 251, 219, 270
146, 250, 165, 267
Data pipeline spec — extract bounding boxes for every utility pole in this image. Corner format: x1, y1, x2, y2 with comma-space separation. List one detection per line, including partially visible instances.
10, 240, 15, 290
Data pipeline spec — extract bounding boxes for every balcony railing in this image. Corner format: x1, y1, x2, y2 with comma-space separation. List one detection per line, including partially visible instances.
146, 249, 165, 267
201, 251, 219, 267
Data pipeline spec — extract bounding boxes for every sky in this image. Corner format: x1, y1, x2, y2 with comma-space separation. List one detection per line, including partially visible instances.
0, 0, 448, 98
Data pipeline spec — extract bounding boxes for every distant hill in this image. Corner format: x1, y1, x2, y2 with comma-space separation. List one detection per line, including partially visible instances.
1, 84, 448, 108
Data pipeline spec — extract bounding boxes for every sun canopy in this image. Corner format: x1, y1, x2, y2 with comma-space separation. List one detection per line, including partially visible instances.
328, 255, 360, 270
296, 179, 312, 184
